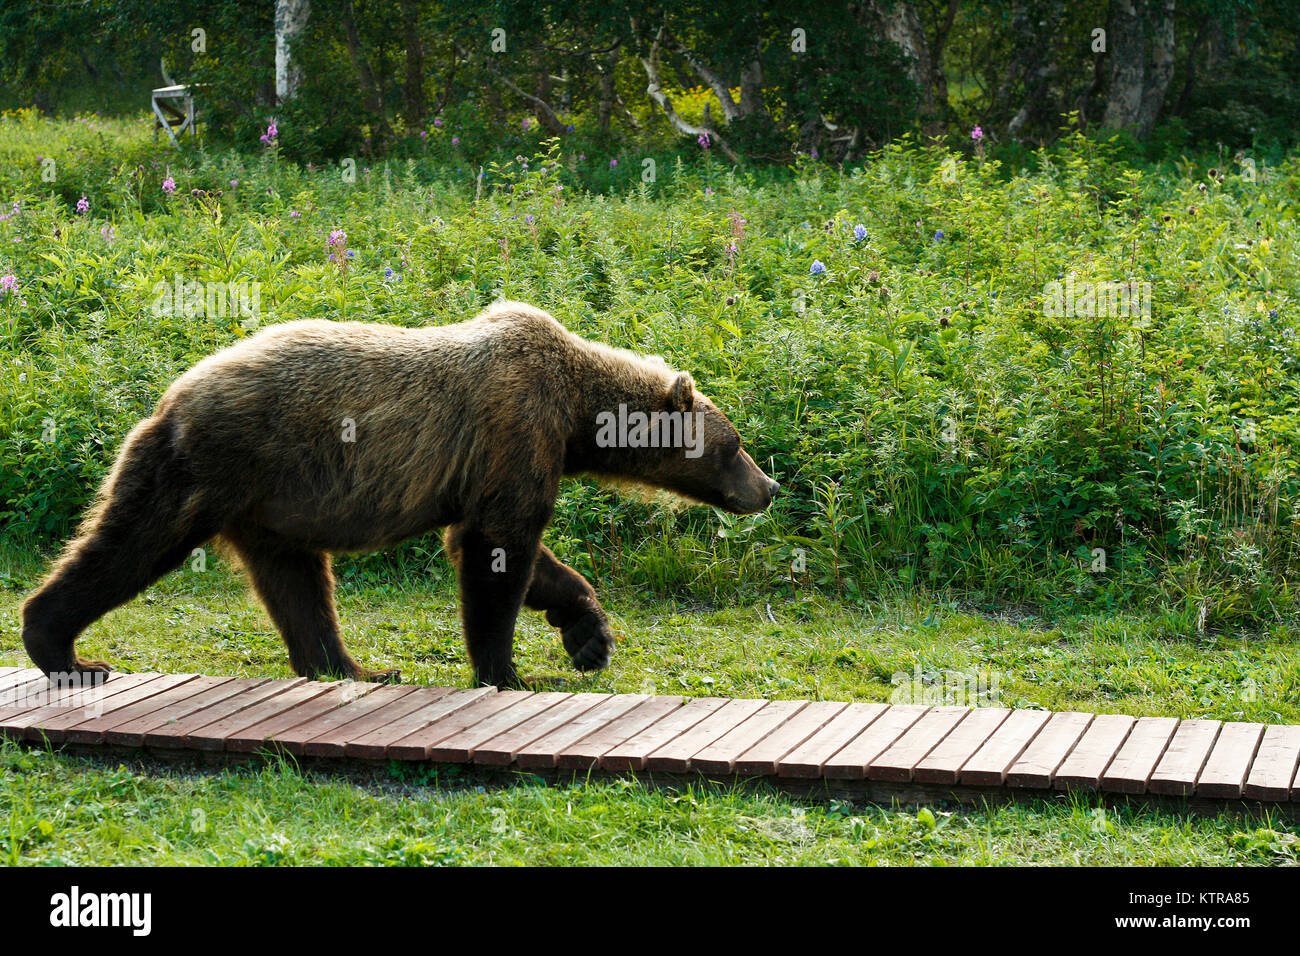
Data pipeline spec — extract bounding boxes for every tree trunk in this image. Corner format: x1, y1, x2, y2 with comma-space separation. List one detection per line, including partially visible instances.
1101, 0, 1146, 131
400, 0, 427, 127
340, 0, 392, 141
1136, 0, 1175, 136
597, 49, 617, 135
869, 0, 944, 138
275, 0, 311, 103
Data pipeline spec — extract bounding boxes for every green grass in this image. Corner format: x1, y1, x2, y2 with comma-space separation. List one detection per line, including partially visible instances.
4, 743, 1298, 866
2, 561, 1299, 866
4, 113, 1300, 865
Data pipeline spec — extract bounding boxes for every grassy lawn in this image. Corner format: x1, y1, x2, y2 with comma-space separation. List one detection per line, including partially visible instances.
3, 114, 1300, 865
2, 551, 1298, 866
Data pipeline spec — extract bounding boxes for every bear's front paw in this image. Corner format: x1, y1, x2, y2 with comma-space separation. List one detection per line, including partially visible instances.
67, 658, 113, 686
561, 612, 615, 672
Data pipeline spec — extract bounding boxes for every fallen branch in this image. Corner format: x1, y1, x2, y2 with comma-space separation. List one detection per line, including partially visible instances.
640, 27, 740, 163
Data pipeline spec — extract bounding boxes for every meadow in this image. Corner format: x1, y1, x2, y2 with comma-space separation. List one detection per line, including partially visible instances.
1, 110, 1298, 865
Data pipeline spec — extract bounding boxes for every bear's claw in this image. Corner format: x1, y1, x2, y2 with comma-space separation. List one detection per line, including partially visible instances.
358, 667, 402, 685
561, 612, 615, 672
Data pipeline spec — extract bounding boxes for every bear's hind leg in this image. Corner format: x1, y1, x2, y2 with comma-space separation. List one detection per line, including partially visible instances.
524, 546, 615, 672
227, 538, 399, 684
22, 419, 219, 679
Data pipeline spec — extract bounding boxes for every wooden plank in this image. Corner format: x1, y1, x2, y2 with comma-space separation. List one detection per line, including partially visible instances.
63, 675, 223, 745
0, 668, 47, 695
225, 683, 383, 753
1148, 719, 1222, 796
143, 678, 293, 747
735, 702, 850, 776
1006, 712, 1094, 789
643, 698, 770, 772
690, 700, 809, 775
182, 680, 340, 752
111, 678, 271, 746
2, 674, 164, 740
1098, 716, 1179, 794
777, 703, 890, 778
912, 707, 1009, 784
961, 710, 1054, 786
602, 697, 731, 772
345, 687, 496, 760
1243, 724, 1300, 801
516, 694, 650, 770
258, 686, 426, 754
0, 671, 67, 710
826, 705, 932, 780
0, 671, 30, 691
387, 690, 534, 760
430, 692, 572, 762
868, 707, 969, 782
1197, 721, 1266, 798
1054, 714, 1136, 790
475, 693, 612, 766
293, 686, 435, 757
553, 696, 685, 770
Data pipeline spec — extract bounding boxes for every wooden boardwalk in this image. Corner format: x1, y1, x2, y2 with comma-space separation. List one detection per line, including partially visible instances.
2, 666, 1297, 813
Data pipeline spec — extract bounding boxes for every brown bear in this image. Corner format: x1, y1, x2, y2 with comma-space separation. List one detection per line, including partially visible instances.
22, 301, 779, 688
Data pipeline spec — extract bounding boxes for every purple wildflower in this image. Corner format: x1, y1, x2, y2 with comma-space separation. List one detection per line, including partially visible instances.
810, 260, 827, 276
76, 195, 89, 214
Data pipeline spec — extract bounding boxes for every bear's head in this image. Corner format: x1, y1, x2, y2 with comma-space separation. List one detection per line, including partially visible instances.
581, 368, 780, 515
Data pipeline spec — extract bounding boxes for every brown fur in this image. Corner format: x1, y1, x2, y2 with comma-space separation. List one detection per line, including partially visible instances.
22, 302, 779, 687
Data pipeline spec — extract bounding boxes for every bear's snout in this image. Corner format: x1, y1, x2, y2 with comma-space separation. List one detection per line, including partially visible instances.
768, 479, 781, 499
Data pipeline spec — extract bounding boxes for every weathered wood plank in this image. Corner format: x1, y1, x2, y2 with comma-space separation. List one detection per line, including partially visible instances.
1099, 716, 1179, 794
2, 674, 164, 740
734, 702, 850, 776
187, 681, 346, 752
828, 705, 932, 780
961, 710, 1054, 786
1148, 719, 1221, 797
867, 707, 969, 782
108, 678, 266, 747
1053, 714, 1136, 790
344, 687, 495, 760
249, 686, 421, 759
1197, 722, 1266, 798
65, 675, 225, 745
429, 692, 571, 762
603, 697, 730, 772
225, 682, 387, 753
1005, 712, 1093, 789
474, 693, 611, 766
293, 686, 436, 757
1243, 724, 1300, 801
776, 703, 890, 779
0, 671, 70, 710
690, 700, 808, 775
643, 698, 769, 772
553, 696, 685, 770
145, 679, 301, 748
387, 690, 533, 761
912, 707, 1009, 784
515, 694, 650, 770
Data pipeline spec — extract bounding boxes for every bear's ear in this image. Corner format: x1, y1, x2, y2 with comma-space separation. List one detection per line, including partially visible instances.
667, 371, 695, 412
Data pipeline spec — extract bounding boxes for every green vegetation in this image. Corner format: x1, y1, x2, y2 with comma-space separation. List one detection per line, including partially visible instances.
2, 113, 1299, 865
3, 112, 1298, 626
